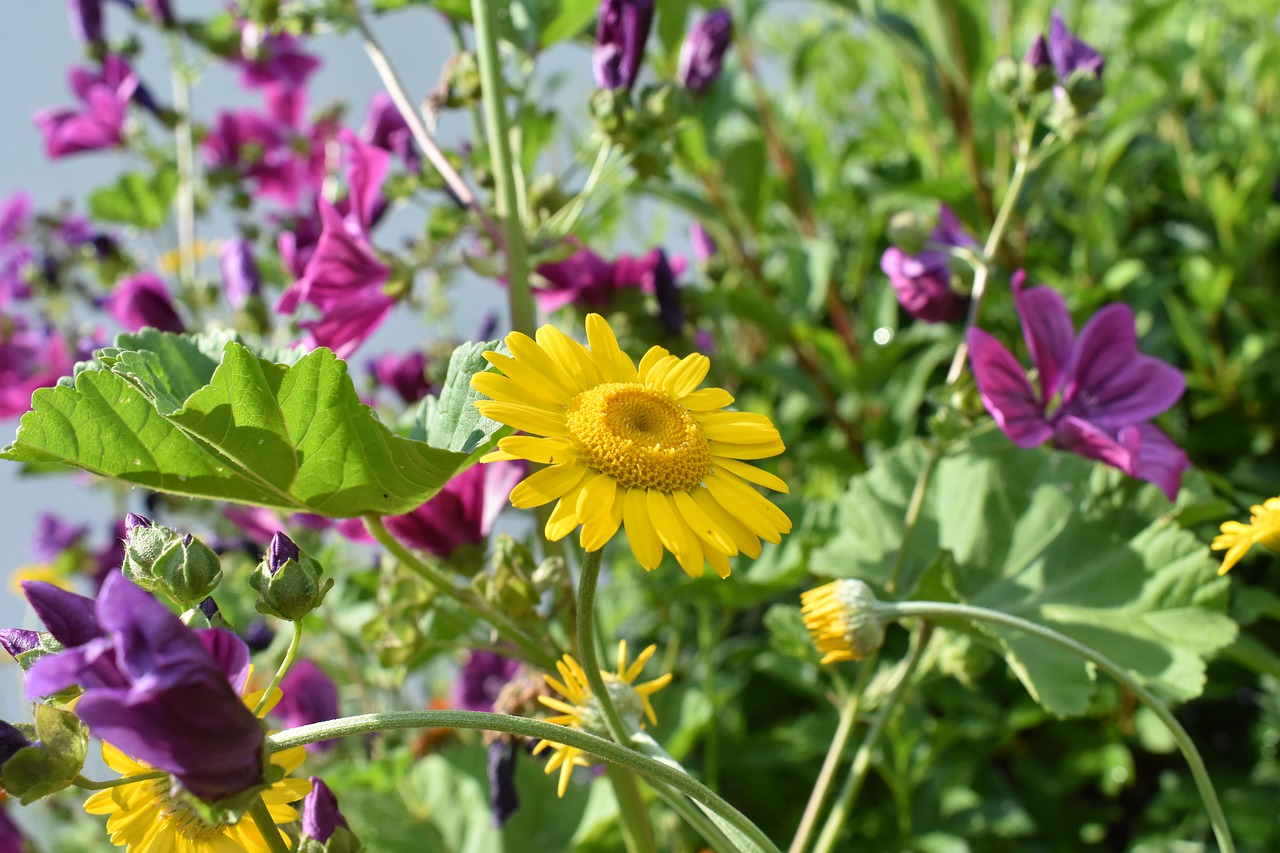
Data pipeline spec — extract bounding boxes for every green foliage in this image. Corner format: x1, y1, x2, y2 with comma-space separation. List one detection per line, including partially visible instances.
0, 706, 88, 805
88, 170, 179, 230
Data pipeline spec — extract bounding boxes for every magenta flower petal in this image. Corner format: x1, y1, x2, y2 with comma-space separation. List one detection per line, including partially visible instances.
1053, 415, 1132, 473
968, 328, 1054, 448
107, 272, 184, 333
1119, 424, 1190, 501
1012, 278, 1074, 404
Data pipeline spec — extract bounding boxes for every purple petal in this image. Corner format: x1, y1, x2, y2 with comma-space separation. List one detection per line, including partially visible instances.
197, 628, 252, 695
967, 328, 1053, 447
1013, 276, 1074, 404
678, 8, 733, 95
1120, 424, 1189, 501
488, 740, 520, 827
21, 581, 100, 647
481, 460, 526, 537
302, 776, 347, 842
0, 628, 42, 659
1053, 415, 1133, 472
1048, 10, 1104, 79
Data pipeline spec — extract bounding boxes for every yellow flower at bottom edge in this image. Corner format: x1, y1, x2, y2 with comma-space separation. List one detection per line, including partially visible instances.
473, 313, 792, 579
1212, 496, 1280, 575
532, 641, 673, 798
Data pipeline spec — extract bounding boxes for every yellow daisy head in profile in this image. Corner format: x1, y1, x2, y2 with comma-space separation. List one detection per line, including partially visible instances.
473, 313, 791, 578
533, 641, 672, 797
801, 579, 886, 664
1212, 496, 1280, 575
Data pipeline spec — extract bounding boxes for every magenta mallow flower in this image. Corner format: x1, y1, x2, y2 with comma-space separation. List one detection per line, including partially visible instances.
533, 245, 686, 314
275, 131, 395, 358
219, 238, 262, 309
384, 460, 524, 560
68, 0, 105, 46
362, 92, 419, 172
34, 55, 138, 158
301, 777, 349, 844
22, 574, 267, 802
678, 9, 733, 95
452, 650, 520, 713
31, 513, 90, 562
1040, 10, 1104, 81
0, 193, 34, 307
270, 659, 339, 752
0, 316, 74, 419
968, 272, 1188, 500
106, 271, 184, 333
368, 349, 433, 404
203, 108, 311, 207
593, 0, 655, 91
237, 24, 320, 91
880, 205, 976, 323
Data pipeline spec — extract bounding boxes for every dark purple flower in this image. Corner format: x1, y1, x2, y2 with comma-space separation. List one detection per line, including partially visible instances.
266, 531, 300, 573
19, 581, 100, 648
488, 740, 520, 827
369, 349, 433, 404
68, 0, 105, 45
593, 0, 654, 91
301, 777, 348, 843
106, 272, 184, 333
647, 249, 683, 335
270, 659, 339, 752
0, 722, 32, 769
880, 205, 976, 323
380, 460, 525, 560
362, 92, 419, 172
238, 24, 320, 91
0, 317, 74, 418
219, 238, 262, 309
968, 272, 1189, 499
34, 55, 138, 158
22, 574, 265, 802
1024, 34, 1050, 70
0, 630, 42, 660
241, 620, 275, 654
452, 650, 521, 713
275, 132, 395, 358
678, 9, 733, 95
1047, 10, 1104, 80
0, 801, 29, 853
31, 513, 90, 562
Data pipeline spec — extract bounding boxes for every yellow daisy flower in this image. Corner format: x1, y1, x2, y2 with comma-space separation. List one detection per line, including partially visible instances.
8, 564, 70, 594
533, 641, 673, 797
801, 580, 886, 665
83, 742, 311, 852
473, 313, 791, 578
1211, 496, 1280, 575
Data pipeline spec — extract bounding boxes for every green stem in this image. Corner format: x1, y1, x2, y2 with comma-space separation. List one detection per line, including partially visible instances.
266, 710, 781, 853
813, 624, 931, 853
879, 602, 1236, 853
363, 514, 554, 668
787, 661, 876, 853
74, 770, 167, 790
470, 0, 535, 335
605, 764, 658, 853
253, 620, 302, 717
648, 781, 739, 853
166, 34, 196, 291
885, 446, 938, 595
248, 793, 290, 853
945, 116, 1037, 386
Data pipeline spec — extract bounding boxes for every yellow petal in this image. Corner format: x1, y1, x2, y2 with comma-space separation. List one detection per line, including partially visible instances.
493, 435, 575, 465
708, 439, 787, 460
482, 351, 575, 403
472, 371, 570, 408
504, 332, 583, 396
581, 489, 624, 552
586, 313, 639, 383
623, 488, 664, 570
476, 401, 569, 437
692, 485, 763, 559
537, 325, 604, 391
646, 489, 705, 577
673, 489, 736, 555
637, 346, 672, 381
679, 387, 735, 410
511, 463, 587, 508
713, 458, 789, 494
662, 353, 710, 399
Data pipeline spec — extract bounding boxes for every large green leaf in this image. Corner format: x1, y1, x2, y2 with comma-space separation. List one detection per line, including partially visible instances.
812, 434, 1236, 716
1, 334, 500, 518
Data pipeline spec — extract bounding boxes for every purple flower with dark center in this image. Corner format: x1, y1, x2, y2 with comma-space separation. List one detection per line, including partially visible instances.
678, 9, 733, 95
300, 777, 349, 843
368, 349, 433, 404
68, 0, 105, 46
219, 238, 262, 309
269, 659, 340, 752
275, 131, 395, 358
452, 650, 521, 713
0, 317, 74, 419
22, 574, 266, 802
968, 271, 1189, 499
106, 272, 184, 333
379, 460, 525, 560
1046, 10, 1104, 81
880, 205, 976, 323
593, 0, 654, 91
34, 55, 138, 158
237, 24, 320, 91
31, 513, 90, 562
362, 92, 419, 172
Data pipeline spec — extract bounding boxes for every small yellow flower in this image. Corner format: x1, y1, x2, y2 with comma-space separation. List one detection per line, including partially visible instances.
473, 314, 791, 578
533, 641, 673, 797
801, 580, 885, 665
156, 239, 221, 275
1212, 496, 1280, 575
9, 564, 70, 594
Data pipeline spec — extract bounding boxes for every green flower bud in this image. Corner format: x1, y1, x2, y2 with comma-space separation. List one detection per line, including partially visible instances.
1064, 67, 1104, 113
590, 87, 632, 136
121, 513, 179, 591
641, 82, 685, 128
250, 532, 332, 622
886, 210, 934, 256
0, 705, 88, 804
987, 56, 1020, 97
152, 534, 224, 606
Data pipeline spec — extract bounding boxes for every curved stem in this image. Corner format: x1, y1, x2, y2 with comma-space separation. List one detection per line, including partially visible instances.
470, 0, 535, 335
266, 710, 782, 853
879, 601, 1236, 853
248, 793, 290, 853
649, 780, 739, 853
813, 624, 931, 853
74, 770, 167, 790
253, 620, 302, 717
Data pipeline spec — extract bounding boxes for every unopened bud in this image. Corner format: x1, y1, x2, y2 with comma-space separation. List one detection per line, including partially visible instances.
886, 210, 934, 255
1063, 67, 1104, 113
800, 580, 885, 664
151, 534, 223, 606
250, 532, 332, 621
987, 56, 1020, 97
590, 87, 631, 137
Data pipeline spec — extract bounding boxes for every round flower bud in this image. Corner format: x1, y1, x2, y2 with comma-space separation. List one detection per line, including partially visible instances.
800, 579, 886, 664
987, 56, 1020, 97
590, 87, 631, 137
1064, 67, 1104, 113
886, 210, 934, 256
250, 532, 332, 622
152, 534, 224, 606
121, 515, 181, 592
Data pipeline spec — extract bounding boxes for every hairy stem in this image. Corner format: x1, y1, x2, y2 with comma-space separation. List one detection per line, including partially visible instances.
253, 620, 302, 717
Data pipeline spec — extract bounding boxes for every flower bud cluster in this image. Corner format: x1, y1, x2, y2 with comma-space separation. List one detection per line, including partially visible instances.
122, 514, 223, 606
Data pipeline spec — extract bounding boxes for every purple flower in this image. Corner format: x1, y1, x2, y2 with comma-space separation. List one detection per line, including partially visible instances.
270, 659, 339, 752
678, 9, 733, 95
593, 0, 655, 91
380, 460, 525, 560
533, 245, 686, 314
452, 650, 520, 713
238, 24, 320, 91
18, 582, 100, 648
368, 349, 433, 404
275, 131, 395, 358
690, 222, 717, 264
106, 272, 184, 333
968, 272, 1189, 499
34, 55, 138, 158
68, 0, 105, 46
0, 317, 74, 419
880, 205, 976, 323
31, 513, 90, 562
488, 741, 520, 828
203, 109, 310, 207
22, 574, 266, 802
0, 801, 29, 853
1046, 10, 1104, 81
0, 629, 42, 660
301, 777, 349, 843
362, 92, 419, 172
0, 194, 33, 308
142, 0, 174, 26
219, 238, 262, 309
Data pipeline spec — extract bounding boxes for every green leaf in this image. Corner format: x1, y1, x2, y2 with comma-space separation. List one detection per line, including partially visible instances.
812, 434, 1237, 716
423, 339, 511, 458
1, 705, 88, 804
3, 334, 472, 517
88, 170, 179, 230
539, 0, 598, 47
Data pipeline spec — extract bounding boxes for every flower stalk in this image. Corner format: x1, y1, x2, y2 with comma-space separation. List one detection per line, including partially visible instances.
252, 620, 302, 717
248, 793, 291, 853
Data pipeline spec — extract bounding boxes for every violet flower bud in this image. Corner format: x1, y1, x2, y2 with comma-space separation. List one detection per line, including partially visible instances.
68, 0, 105, 46
251, 532, 331, 621
488, 741, 520, 828
650, 249, 684, 336
593, 0, 655, 92
267, 530, 300, 573
300, 777, 359, 851
0, 721, 32, 770
219, 238, 262, 310
678, 8, 733, 95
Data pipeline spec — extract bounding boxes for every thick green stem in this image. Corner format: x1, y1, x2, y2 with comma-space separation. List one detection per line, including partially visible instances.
879, 601, 1236, 853
266, 710, 781, 853
812, 624, 931, 853
605, 764, 658, 853
470, 0, 535, 335
74, 770, 167, 790
248, 793, 290, 853
253, 620, 302, 716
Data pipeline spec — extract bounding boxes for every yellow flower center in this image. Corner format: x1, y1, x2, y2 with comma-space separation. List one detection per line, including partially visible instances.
566, 382, 712, 492
141, 779, 225, 842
